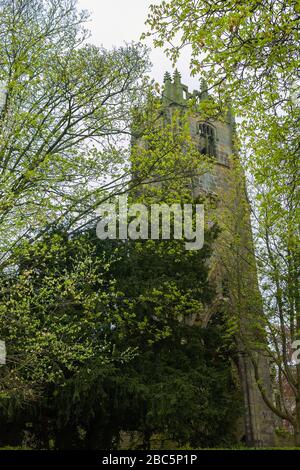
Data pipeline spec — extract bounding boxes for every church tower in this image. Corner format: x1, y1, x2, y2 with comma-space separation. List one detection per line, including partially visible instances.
159, 70, 276, 447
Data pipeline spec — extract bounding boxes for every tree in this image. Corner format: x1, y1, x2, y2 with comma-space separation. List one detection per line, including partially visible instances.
144, 0, 299, 111
0, 231, 139, 421
0, 227, 242, 450
97, 234, 241, 450
0, 0, 150, 270
84, 321, 241, 450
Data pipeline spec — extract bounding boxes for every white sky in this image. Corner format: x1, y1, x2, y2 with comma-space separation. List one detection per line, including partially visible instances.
77, 0, 200, 92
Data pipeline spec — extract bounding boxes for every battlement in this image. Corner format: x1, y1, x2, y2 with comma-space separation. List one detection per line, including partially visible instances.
162, 70, 208, 107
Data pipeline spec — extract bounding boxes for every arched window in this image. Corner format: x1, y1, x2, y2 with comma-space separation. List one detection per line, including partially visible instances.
198, 123, 216, 157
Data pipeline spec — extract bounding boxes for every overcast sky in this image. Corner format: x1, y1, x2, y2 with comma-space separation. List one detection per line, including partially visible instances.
77, 0, 200, 91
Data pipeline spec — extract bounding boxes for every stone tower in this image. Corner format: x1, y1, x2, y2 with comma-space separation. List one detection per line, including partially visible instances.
160, 70, 276, 447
